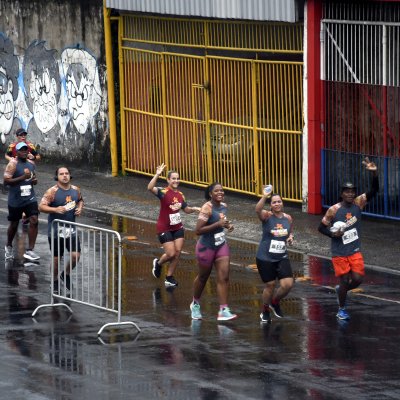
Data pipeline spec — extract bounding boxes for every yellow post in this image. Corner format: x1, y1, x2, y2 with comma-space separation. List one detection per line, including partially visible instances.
118, 17, 126, 174
252, 61, 260, 194
204, 57, 213, 183
103, 1, 119, 176
161, 54, 170, 168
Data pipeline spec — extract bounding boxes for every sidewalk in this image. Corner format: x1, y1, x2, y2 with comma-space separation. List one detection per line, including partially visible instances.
2, 161, 399, 271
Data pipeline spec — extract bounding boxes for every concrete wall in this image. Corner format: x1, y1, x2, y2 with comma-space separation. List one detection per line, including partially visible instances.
0, 0, 109, 166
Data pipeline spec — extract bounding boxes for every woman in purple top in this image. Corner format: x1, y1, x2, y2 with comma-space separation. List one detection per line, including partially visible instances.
190, 182, 237, 322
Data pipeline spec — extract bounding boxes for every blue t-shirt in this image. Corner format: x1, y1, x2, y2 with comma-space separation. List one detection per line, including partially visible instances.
5, 159, 37, 207
327, 203, 363, 257
321, 193, 369, 257
256, 212, 292, 262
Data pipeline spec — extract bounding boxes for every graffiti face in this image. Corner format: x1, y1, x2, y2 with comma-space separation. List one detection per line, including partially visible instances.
66, 72, 92, 134
0, 68, 15, 136
0, 34, 19, 143
29, 68, 58, 133
61, 48, 101, 135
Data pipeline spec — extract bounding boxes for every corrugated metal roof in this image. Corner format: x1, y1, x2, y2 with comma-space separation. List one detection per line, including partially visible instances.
105, 0, 300, 22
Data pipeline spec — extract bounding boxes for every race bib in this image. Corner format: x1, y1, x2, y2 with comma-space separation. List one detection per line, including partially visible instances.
214, 232, 225, 246
20, 185, 32, 197
64, 200, 76, 211
269, 239, 286, 254
58, 227, 75, 238
169, 213, 181, 225
342, 228, 359, 245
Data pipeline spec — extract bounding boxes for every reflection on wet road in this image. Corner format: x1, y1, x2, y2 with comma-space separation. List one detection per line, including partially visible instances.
1, 208, 400, 399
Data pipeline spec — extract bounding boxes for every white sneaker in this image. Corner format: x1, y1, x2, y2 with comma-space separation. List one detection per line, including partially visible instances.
5, 245, 14, 260
23, 250, 40, 261
190, 301, 202, 320
217, 307, 237, 321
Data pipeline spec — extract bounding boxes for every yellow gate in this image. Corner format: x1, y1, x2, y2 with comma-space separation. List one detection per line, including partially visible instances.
119, 16, 303, 201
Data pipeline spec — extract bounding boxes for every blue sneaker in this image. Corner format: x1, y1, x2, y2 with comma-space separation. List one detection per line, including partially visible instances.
190, 301, 202, 320
217, 307, 237, 321
336, 307, 350, 320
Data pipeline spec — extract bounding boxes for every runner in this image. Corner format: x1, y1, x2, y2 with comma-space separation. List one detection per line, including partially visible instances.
255, 190, 295, 323
318, 157, 379, 320
5, 128, 40, 227
3, 142, 40, 261
190, 182, 237, 322
5, 128, 40, 162
148, 163, 200, 287
39, 166, 84, 292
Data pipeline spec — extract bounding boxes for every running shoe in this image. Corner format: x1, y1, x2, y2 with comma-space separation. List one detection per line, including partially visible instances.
190, 301, 202, 320
217, 307, 237, 321
23, 250, 40, 261
152, 258, 161, 278
269, 302, 284, 318
260, 311, 271, 324
165, 275, 178, 287
5, 245, 14, 260
336, 307, 350, 320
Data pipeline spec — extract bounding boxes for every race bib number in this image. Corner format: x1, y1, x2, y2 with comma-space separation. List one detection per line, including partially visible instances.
169, 213, 181, 225
58, 227, 75, 238
342, 228, 358, 245
269, 239, 286, 254
214, 232, 226, 246
20, 185, 32, 197
64, 200, 76, 211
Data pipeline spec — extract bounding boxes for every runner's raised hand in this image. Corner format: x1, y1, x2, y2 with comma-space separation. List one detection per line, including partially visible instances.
156, 163, 166, 176
362, 157, 377, 172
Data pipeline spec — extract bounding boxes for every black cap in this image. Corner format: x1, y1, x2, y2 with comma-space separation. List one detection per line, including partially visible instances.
341, 181, 356, 190
15, 128, 28, 136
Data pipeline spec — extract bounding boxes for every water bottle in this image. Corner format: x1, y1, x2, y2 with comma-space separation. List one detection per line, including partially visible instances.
263, 184, 273, 197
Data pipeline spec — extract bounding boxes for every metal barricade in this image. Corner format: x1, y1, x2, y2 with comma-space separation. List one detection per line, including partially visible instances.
32, 219, 140, 337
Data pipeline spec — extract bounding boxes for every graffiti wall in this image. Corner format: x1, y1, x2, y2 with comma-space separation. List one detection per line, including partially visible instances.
0, 0, 108, 165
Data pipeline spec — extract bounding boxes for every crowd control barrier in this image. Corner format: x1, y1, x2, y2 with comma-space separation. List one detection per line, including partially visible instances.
32, 219, 140, 337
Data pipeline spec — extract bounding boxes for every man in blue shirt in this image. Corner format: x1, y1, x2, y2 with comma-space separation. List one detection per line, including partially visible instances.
4, 141, 40, 261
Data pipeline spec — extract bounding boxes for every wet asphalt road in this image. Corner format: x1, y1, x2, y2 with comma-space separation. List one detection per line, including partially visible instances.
1, 205, 400, 399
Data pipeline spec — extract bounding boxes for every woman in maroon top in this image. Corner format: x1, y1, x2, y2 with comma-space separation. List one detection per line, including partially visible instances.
148, 163, 200, 287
